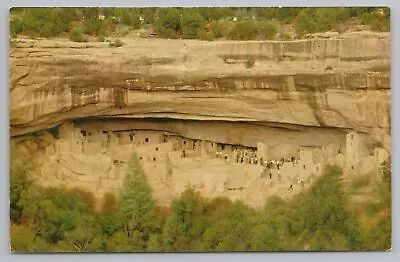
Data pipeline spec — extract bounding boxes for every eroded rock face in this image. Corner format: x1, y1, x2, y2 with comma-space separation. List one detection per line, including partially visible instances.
9, 36, 391, 149
9, 34, 391, 207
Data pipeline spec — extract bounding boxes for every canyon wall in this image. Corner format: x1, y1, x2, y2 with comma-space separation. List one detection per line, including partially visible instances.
9, 33, 391, 207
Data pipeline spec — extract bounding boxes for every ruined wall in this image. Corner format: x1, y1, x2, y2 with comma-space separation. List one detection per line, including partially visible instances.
15, 120, 389, 209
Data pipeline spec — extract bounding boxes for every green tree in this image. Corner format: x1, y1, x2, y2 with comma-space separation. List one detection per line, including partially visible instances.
98, 192, 124, 237
63, 214, 104, 252
295, 8, 352, 36
201, 201, 253, 251
154, 8, 182, 38
105, 231, 136, 252
10, 143, 32, 224
196, 7, 235, 22
18, 185, 60, 242
180, 10, 206, 39
10, 8, 73, 38
250, 196, 290, 251
119, 153, 158, 250
289, 166, 364, 250
116, 9, 141, 29
210, 20, 232, 38
163, 188, 208, 251
229, 20, 259, 40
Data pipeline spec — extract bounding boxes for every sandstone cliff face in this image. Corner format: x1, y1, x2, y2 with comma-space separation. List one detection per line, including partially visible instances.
9, 35, 391, 151
9, 33, 391, 208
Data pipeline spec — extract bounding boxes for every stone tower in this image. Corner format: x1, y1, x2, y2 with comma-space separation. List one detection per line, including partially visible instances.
345, 132, 369, 174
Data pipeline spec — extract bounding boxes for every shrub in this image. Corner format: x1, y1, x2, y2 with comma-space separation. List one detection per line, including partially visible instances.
295, 8, 352, 36
10, 18, 24, 38
115, 24, 131, 37
180, 10, 206, 39
97, 34, 105, 42
229, 20, 259, 40
255, 7, 302, 23
68, 28, 88, 42
210, 20, 233, 39
118, 9, 141, 29
245, 57, 255, 68
154, 8, 182, 38
197, 30, 214, 41
156, 28, 180, 39
258, 21, 277, 40
109, 38, 124, 47
82, 18, 114, 36
359, 11, 390, 32
10, 143, 33, 224
10, 8, 74, 38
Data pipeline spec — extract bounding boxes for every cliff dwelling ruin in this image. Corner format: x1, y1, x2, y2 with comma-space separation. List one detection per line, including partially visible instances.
12, 117, 389, 209
9, 32, 391, 209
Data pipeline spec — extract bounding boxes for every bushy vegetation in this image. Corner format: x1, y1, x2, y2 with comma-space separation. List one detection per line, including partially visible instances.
10, 144, 391, 252
108, 38, 124, 48
10, 7, 389, 41
361, 160, 391, 250
10, 8, 76, 38
68, 28, 88, 43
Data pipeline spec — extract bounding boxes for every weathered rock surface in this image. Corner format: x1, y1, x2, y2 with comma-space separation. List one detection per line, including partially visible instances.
9, 35, 391, 151
9, 33, 391, 207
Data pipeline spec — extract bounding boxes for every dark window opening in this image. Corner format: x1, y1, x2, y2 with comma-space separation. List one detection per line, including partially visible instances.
156, 147, 158, 151
164, 138, 166, 143
88, 132, 92, 136
221, 145, 225, 150
153, 157, 156, 161
351, 166, 354, 170
113, 160, 118, 164
183, 141, 186, 145
129, 135, 133, 141
139, 157, 143, 160
103, 131, 107, 134
145, 138, 149, 143
211, 142, 214, 147
81, 130, 87, 136
303, 165, 306, 170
